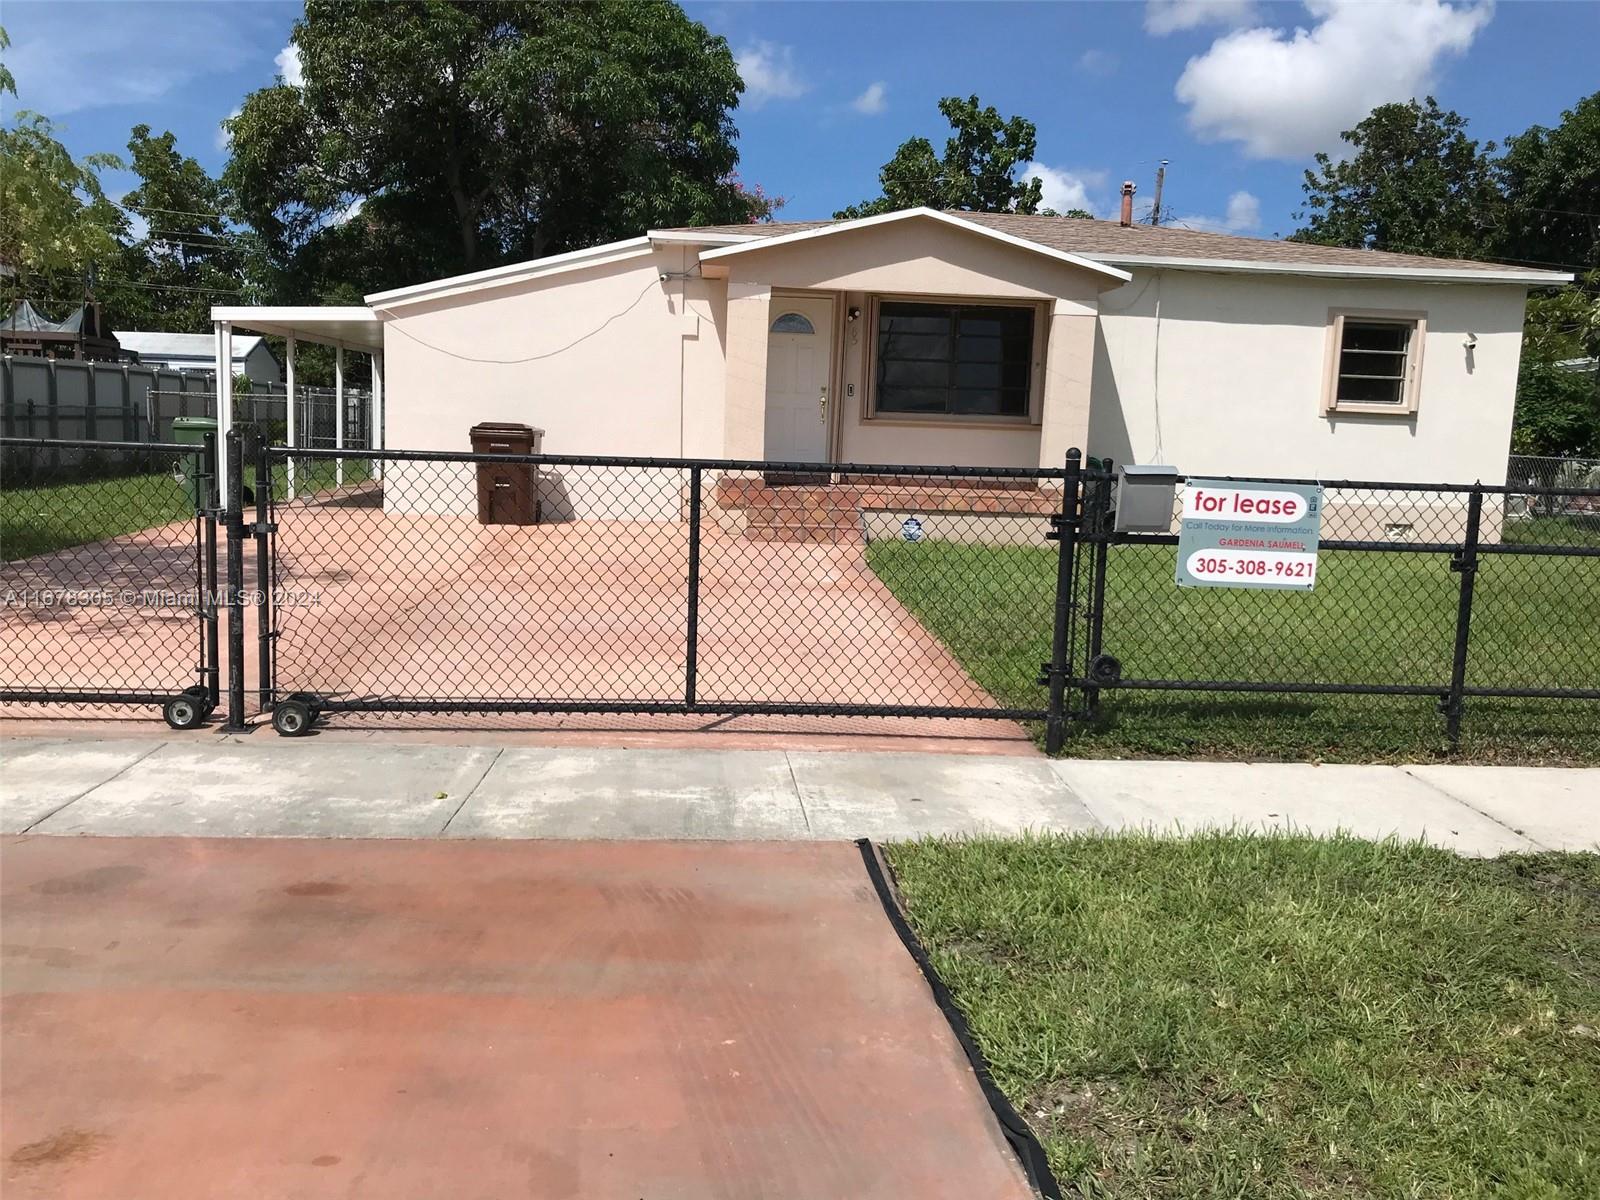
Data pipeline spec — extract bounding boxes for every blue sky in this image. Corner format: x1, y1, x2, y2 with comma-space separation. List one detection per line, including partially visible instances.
4, 0, 1596, 242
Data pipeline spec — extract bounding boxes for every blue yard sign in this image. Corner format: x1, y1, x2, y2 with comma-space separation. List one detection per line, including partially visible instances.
1175, 479, 1323, 590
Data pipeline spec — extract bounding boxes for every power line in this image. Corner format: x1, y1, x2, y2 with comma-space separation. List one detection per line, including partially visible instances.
95, 278, 246, 296
123, 203, 232, 221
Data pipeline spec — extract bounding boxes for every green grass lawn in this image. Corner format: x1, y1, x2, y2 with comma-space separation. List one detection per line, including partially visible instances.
1, 471, 195, 561
1502, 513, 1600, 549
1, 458, 374, 561
887, 834, 1600, 1200
867, 539, 1600, 763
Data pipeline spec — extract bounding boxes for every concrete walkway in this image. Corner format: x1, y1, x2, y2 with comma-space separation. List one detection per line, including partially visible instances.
3, 736, 1595, 855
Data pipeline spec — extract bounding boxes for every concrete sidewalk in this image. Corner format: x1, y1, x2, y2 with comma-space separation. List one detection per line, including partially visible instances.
4, 736, 1595, 854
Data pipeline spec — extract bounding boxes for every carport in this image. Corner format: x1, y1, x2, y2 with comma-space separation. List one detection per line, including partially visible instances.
209, 305, 386, 498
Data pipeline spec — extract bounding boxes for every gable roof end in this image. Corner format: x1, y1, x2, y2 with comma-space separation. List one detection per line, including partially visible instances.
695, 207, 1134, 284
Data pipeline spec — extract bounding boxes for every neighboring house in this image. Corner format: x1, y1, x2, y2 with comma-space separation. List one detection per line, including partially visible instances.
213, 206, 1570, 514
119, 331, 282, 386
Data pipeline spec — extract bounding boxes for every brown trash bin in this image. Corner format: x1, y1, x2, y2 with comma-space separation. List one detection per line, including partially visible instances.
469, 422, 544, 525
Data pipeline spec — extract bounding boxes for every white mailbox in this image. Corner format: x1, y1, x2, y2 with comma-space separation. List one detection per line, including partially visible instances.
1114, 464, 1178, 533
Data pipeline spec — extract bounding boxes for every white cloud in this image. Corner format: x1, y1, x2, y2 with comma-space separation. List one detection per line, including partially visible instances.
215, 106, 242, 152
1022, 163, 1110, 217
1145, 0, 1259, 35
735, 41, 808, 107
1076, 48, 1119, 76
851, 81, 888, 116
1174, 0, 1493, 159
332, 196, 366, 226
1169, 190, 1262, 234
275, 43, 305, 88
0, 5, 254, 116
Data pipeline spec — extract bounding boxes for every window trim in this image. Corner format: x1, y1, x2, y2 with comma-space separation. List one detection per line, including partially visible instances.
1321, 308, 1427, 416
863, 293, 1047, 428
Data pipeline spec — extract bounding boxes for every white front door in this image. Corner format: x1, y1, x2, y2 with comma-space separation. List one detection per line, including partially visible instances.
763, 295, 834, 463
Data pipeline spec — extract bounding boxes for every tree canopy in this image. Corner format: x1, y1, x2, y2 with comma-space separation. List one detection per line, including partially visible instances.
226, 0, 770, 302
0, 28, 125, 299
1291, 97, 1501, 259
836, 95, 1043, 219
1495, 92, 1600, 276
1292, 93, 1599, 457
108, 125, 252, 331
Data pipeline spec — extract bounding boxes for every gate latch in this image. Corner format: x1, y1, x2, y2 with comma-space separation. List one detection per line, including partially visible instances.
251, 520, 278, 536
1045, 514, 1074, 542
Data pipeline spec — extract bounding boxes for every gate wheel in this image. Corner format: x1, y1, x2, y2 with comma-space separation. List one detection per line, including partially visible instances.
182, 685, 216, 721
285, 692, 324, 724
272, 699, 314, 737
1088, 653, 1123, 685
162, 693, 206, 730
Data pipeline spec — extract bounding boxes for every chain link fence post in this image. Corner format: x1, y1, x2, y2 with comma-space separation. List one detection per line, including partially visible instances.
1443, 483, 1484, 747
1045, 449, 1083, 754
253, 433, 276, 715
222, 429, 248, 731
685, 465, 703, 709
202, 432, 221, 712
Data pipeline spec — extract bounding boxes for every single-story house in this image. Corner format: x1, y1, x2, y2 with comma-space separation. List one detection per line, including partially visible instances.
119, 331, 281, 385
210, 204, 1570, 527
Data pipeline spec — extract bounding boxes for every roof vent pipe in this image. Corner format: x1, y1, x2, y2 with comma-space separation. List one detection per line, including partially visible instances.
1120, 181, 1137, 227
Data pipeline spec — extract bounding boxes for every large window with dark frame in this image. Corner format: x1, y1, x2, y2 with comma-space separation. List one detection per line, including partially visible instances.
874, 301, 1034, 418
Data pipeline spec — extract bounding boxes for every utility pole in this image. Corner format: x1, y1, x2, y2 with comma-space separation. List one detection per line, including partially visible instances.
1150, 160, 1167, 226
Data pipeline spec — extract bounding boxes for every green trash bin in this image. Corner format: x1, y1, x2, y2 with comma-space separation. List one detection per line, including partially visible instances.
171, 416, 217, 511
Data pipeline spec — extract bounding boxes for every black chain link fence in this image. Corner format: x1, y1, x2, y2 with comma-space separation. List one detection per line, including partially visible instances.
3, 431, 1595, 757
253, 443, 1068, 726
1069, 463, 1600, 757
1, 437, 219, 720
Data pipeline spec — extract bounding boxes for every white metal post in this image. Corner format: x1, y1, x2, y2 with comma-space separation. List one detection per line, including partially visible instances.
217, 320, 233, 501
285, 334, 297, 501
370, 348, 383, 481
334, 342, 345, 488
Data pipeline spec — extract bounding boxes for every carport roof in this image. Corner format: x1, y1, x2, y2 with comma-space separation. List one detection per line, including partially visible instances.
209, 305, 384, 352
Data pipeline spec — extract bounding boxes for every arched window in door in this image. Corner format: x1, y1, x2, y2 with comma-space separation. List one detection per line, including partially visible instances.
770, 312, 815, 335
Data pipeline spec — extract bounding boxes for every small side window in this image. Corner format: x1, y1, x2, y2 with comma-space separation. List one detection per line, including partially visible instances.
1324, 311, 1425, 415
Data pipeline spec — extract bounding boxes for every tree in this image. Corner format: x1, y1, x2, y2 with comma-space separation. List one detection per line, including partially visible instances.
1291, 97, 1500, 258
1512, 278, 1600, 457
1495, 97, 1600, 457
0, 28, 126, 301
1495, 92, 1600, 275
226, 0, 765, 300
107, 125, 250, 331
836, 95, 1044, 219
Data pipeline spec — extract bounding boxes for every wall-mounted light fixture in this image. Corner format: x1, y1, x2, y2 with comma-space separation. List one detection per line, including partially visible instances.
847, 306, 862, 322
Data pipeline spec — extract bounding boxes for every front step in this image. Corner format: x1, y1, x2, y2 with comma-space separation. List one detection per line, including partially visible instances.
743, 510, 864, 544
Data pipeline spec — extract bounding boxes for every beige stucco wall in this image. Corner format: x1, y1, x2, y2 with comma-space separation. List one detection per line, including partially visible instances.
381, 244, 726, 461
1088, 268, 1528, 485
714, 218, 1112, 472
374, 225, 1532, 521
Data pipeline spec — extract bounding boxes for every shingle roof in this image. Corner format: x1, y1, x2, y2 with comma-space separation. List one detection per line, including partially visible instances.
662, 211, 1566, 280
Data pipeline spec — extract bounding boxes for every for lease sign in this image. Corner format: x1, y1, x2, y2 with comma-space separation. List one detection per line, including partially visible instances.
1175, 479, 1323, 590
